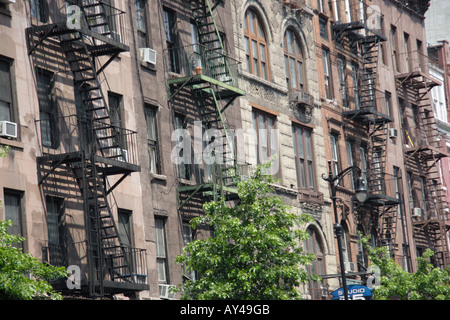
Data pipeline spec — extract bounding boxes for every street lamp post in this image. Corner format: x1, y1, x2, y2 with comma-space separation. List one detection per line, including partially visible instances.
322, 160, 368, 300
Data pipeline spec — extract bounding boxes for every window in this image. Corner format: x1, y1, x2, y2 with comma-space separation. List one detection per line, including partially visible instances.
0, 59, 14, 122
351, 64, 360, 109
243, 9, 269, 80
317, 0, 325, 13
37, 70, 59, 149
340, 222, 350, 265
135, 0, 149, 48
419, 176, 428, 218
407, 172, 414, 210
322, 48, 333, 99
416, 40, 423, 71
404, 33, 411, 73
145, 105, 161, 174
108, 92, 125, 150
337, 57, 347, 107
292, 125, 315, 190
330, 133, 340, 179
305, 227, 327, 300
30, 0, 48, 23
163, 7, 179, 73
252, 108, 279, 176
174, 113, 191, 180
155, 217, 169, 283
182, 222, 196, 281
360, 146, 367, 182
385, 91, 393, 128
118, 209, 133, 247
344, 0, 352, 23
46, 196, 64, 265
319, 17, 328, 40
190, 22, 202, 68
391, 25, 399, 72
4, 190, 23, 249
284, 29, 304, 91
346, 141, 355, 190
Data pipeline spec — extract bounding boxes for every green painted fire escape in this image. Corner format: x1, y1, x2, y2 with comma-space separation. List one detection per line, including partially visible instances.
166, 0, 245, 212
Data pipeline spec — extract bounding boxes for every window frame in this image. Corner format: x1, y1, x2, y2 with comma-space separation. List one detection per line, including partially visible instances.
330, 133, 340, 179
174, 112, 191, 180
145, 105, 161, 175
37, 69, 59, 149
284, 28, 305, 91
3, 189, 24, 249
30, 0, 48, 23
252, 108, 279, 177
292, 124, 316, 191
0, 57, 15, 123
243, 9, 270, 80
155, 217, 169, 284
322, 48, 333, 99
305, 227, 327, 300
135, 0, 149, 48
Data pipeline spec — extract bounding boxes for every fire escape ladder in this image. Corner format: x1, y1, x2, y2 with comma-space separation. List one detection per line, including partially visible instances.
27, 1, 146, 297
378, 204, 398, 255
194, 85, 237, 194
60, 36, 126, 162
396, 67, 450, 268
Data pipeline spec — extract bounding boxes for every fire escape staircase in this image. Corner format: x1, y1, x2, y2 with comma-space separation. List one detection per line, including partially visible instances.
334, 16, 399, 253
396, 71, 450, 268
27, 0, 146, 297
167, 0, 245, 211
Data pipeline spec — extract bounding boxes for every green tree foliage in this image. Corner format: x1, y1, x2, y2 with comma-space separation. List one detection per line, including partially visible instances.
0, 220, 67, 300
361, 236, 450, 300
175, 163, 317, 299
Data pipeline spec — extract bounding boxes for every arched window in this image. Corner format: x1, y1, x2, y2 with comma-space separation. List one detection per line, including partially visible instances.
284, 28, 304, 90
243, 9, 269, 80
305, 227, 327, 300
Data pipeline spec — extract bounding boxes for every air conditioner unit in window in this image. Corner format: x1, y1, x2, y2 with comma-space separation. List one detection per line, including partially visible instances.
0, 121, 17, 139
140, 48, 157, 65
388, 128, 398, 138
345, 261, 356, 272
159, 284, 176, 300
412, 207, 422, 217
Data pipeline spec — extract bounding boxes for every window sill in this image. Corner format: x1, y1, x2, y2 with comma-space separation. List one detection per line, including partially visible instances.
297, 188, 324, 204
241, 70, 288, 94
151, 173, 167, 181
0, 137, 24, 151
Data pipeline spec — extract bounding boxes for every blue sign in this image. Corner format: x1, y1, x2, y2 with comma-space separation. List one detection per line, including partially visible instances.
331, 285, 373, 300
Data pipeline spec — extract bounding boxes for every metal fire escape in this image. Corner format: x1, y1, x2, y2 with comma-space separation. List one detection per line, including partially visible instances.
26, 0, 147, 297
165, 0, 245, 216
332, 2, 400, 254
396, 70, 450, 268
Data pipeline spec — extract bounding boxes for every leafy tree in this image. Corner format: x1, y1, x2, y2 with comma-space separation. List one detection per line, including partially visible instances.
361, 236, 450, 300
0, 220, 67, 300
175, 163, 316, 299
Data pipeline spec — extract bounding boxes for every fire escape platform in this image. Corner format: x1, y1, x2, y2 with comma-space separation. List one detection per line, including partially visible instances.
343, 107, 393, 124
395, 70, 442, 90
167, 74, 246, 101
404, 145, 449, 160
331, 22, 387, 42
27, 21, 129, 56
178, 182, 239, 209
366, 194, 400, 207
37, 152, 141, 176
